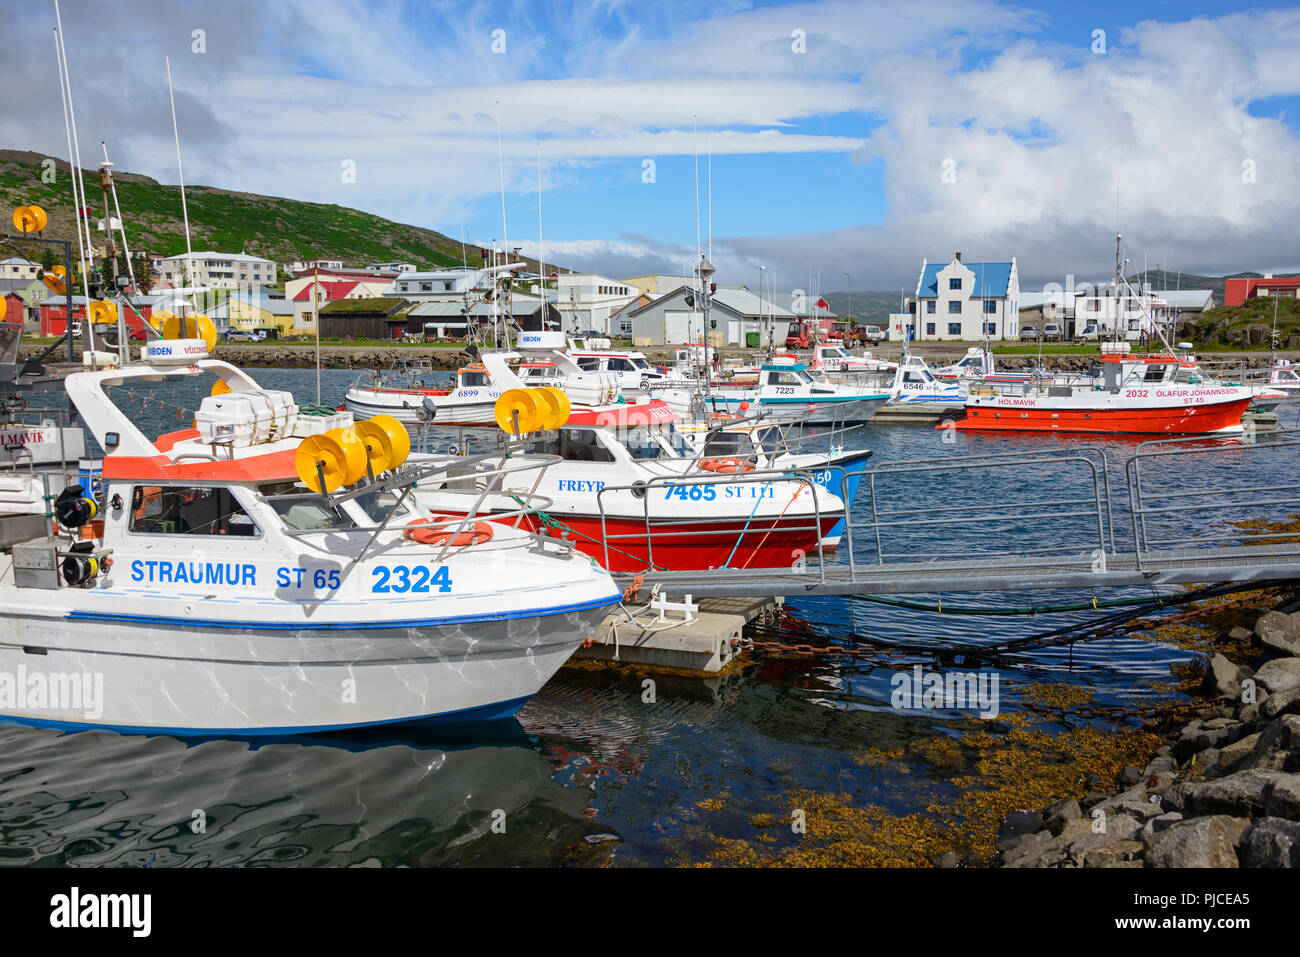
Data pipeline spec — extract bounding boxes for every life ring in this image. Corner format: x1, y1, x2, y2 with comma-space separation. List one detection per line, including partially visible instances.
639, 378, 652, 392
700, 457, 754, 474
404, 514, 495, 547
708, 412, 739, 422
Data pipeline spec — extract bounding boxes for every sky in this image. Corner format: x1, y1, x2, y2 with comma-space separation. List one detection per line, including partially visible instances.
3, 0, 1299, 296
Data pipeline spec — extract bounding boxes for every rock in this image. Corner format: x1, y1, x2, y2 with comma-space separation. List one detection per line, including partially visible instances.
1145, 816, 1249, 868
1239, 818, 1300, 867
1239, 702, 1261, 725
1264, 775, 1300, 820
1001, 830, 1053, 866
1203, 716, 1237, 729
1189, 747, 1221, 774
1082, 840, 1144, 868
1255, 658, 1300, 696
1144, 770, 1179, 795
1178, 769, 1291, 818
999, 809, 1044, 842
1257, 611, 1300, 658
1070, 813, 1141, 858
1262, 686, 1300, 720
1094, 787, 1164, 822
1243, 715, 1300, 772
1117, 765, 1142, 786
1228, 625, 1254, 643
1213, 733, 1262, 775
1142, 755, 1176, 778
934, 851, 960, 868
1173, 720, 1251, 763
1140, 812, 1183, 843
1202, 653, 1244, 698
1043, 797, 1081, 835
1080, 791, 1109, 809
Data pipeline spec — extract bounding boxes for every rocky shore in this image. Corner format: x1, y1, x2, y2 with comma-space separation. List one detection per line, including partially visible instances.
993, 600, 1300, 868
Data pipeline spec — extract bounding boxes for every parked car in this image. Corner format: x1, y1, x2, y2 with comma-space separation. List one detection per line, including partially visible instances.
128, 328, 148, 342
1019, 325, 1040, 341
1074, 323, 1101, 342
1042, 323, 1063, 342
224, 328, 260, 342
860, 325, 885, 344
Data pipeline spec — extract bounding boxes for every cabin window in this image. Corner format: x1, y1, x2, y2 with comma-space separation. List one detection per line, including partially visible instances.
1143, 366, 1167, 383
608, 358, 634, 372
528, 429, 615, 463
576, 358, 599, 371
624, 426, 670, 460
460, 371, 489, 387
130, 486, 260, 536
767, 371, 804, 386
701, 433, 758, 462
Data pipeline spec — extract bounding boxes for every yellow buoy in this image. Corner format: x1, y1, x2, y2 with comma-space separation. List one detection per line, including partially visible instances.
191, 313, 217, 351
210, 378, 233, 397
12, 205, 48, 234
354, 415, 411, 473
42, 265, 66, 295
495, 389, 543, 434
87, 300, 117, 324
150, 309, 175, 332
295, 434, 350, 494
325, 427, 368, 486
541, 387, 571, 428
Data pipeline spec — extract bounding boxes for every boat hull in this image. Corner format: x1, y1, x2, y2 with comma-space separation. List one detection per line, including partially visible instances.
0, 598, 616, 735
952, 396, 1252, 434
344, 389, 499, 426
525, 513, 840, 573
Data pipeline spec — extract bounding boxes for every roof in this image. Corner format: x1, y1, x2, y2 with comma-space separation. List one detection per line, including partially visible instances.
565, 400, 679, 429
629, 285, 794, 320
0, 257, 39, 266
159, 250, 276, 264
1154, 290, 1214, 308
228, 295, 295, 315
318, 297, 407, 316
292, 280, 360, 301
917, 260, 1013, 298
408, 302, 466, 317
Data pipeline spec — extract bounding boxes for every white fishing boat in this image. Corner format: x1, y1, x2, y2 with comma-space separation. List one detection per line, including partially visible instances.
0, 339, 620, 735
344, 359, 503, 425
564, 337, 672, 394
702, 357, 891, 424
887, 353, 968, 404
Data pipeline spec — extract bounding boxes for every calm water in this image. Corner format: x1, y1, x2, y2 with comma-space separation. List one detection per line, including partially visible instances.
1, 367, 1295, 867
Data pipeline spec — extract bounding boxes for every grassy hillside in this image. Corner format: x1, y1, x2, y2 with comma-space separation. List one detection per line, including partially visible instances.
1183, 296, 1300, 349
0, 149, 544, 275
820, 290, 906, 326
1125, 268, 1300, 303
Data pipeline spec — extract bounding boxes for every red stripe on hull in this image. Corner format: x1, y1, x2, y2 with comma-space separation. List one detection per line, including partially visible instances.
537, 514, 838, 573
951, 398, 1251, 435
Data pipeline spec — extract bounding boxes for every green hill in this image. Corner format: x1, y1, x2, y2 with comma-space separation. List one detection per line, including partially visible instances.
819, 290, 907, 326
0, 148, 541, 276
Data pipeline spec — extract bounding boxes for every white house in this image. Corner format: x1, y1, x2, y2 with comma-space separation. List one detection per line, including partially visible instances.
913, 253, 1019, 341
156, 251, 278, 289
0, 257, 41, 281
555, 274, 642, 335
383, 268, 485, 301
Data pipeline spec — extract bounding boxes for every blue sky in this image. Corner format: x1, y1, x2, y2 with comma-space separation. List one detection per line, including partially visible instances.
4, 0, 1300, 290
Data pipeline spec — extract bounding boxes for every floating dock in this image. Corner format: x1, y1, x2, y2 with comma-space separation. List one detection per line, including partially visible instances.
573, 595, 776, 673
871, 401, 966, 424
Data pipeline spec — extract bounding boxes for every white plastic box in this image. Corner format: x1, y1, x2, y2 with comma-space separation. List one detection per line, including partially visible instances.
194, 389, 297, 447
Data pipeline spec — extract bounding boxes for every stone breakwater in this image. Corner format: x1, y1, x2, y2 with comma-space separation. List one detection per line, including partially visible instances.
993, 602, 1300, 868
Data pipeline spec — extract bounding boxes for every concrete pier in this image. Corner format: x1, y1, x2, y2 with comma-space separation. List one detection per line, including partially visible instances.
573, 595, 776, 674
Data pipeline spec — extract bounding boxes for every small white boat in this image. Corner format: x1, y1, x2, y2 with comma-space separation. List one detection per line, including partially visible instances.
702, 357, 891, 424
887, 354, 967, 404
344, 359, 503, 425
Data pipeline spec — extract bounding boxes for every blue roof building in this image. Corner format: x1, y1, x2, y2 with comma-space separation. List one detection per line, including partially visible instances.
911, 252, 1020, 341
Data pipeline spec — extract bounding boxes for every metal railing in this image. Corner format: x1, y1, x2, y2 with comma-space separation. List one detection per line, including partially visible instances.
1125, 429, 1300, 562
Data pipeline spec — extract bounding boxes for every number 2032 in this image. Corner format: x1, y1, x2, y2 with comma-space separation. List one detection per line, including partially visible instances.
372, 565, 453, 594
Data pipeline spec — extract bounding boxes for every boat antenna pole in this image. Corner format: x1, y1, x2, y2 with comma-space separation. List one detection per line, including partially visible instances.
53, 8, 96, 358
166, 55, 196, 333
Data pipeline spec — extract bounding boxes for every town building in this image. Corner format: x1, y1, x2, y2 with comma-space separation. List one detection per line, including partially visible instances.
626, 285, 794, 346
555, 274, 642, 335
291, 278, 388, 334
155, 251, 278, 289
285, 259, 343, 274
383, 267, 485, 302
1224, 274, 1300, 306
0, 257, 41, 281
912, 254, 1019, 341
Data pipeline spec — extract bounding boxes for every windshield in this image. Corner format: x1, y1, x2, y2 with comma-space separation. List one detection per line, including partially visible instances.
701, 433, 758, 461
624, 425, 675, 460
352, 487, 416, 524
258, 482, 353, 531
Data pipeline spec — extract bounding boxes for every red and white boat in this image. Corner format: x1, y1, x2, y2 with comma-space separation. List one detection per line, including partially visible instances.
949, 349, 1254, 435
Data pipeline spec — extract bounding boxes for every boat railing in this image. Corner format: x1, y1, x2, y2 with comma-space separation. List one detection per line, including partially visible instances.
838, 446, 1117, 572
593, 467, 835, 577
267, 444, 566, 563
1125, 428, 1300, 563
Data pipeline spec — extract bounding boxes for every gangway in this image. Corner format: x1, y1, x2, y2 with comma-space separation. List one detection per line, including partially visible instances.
606, 431, 1300, 598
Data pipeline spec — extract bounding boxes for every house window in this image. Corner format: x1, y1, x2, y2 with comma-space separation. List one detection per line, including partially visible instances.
984, 299, 997, 313
949, 278, 962, 290
948, 322, 961, 336
420, 282, 432, 292
926, 301, 936, 314
983, 322, 996, 335
948, 301, 961, 314
926, 323, 935, 336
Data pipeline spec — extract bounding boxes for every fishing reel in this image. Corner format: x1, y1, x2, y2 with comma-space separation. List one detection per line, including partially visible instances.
54, 484, 97, 530
62, 541, 103, 587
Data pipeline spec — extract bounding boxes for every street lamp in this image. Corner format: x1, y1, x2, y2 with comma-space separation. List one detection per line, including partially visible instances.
844, 271, 852, 331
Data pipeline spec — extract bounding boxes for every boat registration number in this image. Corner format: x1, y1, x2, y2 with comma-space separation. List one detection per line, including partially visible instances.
371, 565, 453, 594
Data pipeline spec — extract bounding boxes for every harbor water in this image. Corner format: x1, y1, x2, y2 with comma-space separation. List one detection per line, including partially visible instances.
1, 368, 1295, 867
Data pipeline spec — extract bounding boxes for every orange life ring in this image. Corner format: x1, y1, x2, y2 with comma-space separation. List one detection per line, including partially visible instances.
403, 514, 495, 547
699, 457, 754, 474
